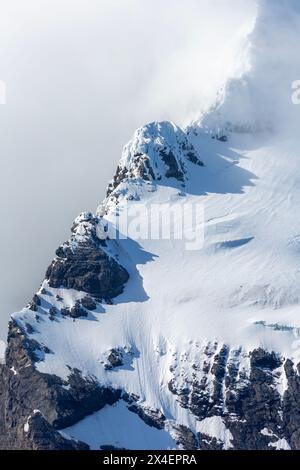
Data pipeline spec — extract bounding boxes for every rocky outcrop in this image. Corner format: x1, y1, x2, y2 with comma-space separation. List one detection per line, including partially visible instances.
103, 346, 136, 371
45, 212, 129, 301
46, 244, 128, 300
80, 295, 97, 311
171, 425, 199, 450
0, 210, 128, 450
61, 301, 88, 319
0, 321, 121, 449
105, 121, 203, 199
168, 344, 300, 450
104, 349, 124, 370
22, 411, 88, 450
2, 316, 300, 450
127, 404, 166, 430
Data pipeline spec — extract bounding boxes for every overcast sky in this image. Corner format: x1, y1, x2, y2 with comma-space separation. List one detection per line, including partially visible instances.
0, 0, 256, 340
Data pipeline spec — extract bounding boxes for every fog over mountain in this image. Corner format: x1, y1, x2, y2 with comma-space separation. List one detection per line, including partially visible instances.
0, 0, 255, 340
198, 0, 300, 135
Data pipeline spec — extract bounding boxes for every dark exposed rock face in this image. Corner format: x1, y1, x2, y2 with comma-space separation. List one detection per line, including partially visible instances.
52, 297, 96, 320
168, 344, 300, 450
0, 210, 130, 450
250, 348, 281, 370
80, 295, 97, 311
127, 404, 166, 430
46, 245, 128, 300
159, 148, 185, 181
23, 412, 88, 450
45, 213, 129, 301
197, 433, 224, 450
172, 425, 199, 450
49, 306, 57, 321
121, 392, 166, 430
0, 321, 121, 449
61, 301, 88, 319
103, 346, 137, 371
28, 294, 41, 312
2, 320, 300, 450
105, 349, 124, 370
105, 122, 203, 198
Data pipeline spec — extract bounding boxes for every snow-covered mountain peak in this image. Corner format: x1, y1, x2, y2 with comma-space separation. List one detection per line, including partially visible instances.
105, 121, 203, 200
70, 212, 101, 244
3, 1, 300, 452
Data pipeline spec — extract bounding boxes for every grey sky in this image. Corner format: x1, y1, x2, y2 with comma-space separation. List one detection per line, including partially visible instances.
0, 0, 255, 340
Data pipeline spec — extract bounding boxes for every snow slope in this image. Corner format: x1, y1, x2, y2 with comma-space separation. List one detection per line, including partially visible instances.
61, 401, 176, 450
7, 0, 300, 449
17, 128, 300, 369
10, 125, 300, 447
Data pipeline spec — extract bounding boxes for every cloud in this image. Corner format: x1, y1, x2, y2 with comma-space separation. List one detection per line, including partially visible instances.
0, 340, 5, 361
201, 0, 300, 135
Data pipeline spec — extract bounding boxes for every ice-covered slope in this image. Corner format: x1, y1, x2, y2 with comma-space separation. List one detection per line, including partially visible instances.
26, 128, 300, 379
2, 121, 300, 450
1, 0, 300, 451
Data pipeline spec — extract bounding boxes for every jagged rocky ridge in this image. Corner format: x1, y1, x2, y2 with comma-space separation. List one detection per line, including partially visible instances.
103, 121, 203, 210
0, 210, 129, 449
45, 212, 129, 301
168, 344, 300, 449
1, 120, 300, 450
